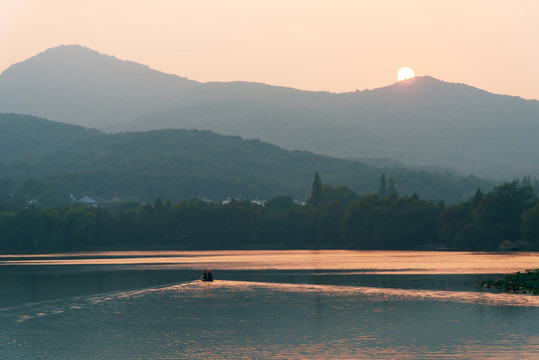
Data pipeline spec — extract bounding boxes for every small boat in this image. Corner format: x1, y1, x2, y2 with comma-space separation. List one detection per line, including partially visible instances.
201, 269, 214, 282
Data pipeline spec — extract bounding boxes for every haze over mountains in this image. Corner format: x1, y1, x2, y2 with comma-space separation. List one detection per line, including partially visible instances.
1, 45, 538, 181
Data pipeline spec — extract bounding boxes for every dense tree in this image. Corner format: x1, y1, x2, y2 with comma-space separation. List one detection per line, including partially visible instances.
376, 174, 399, 200
342, 195, 441, 249
439, 181, 535, 250
265, 195, 295, 214
522, 175, 532, 188
342, 195, 382, 249
387, 177, 398, 198
377, 174, 387, 199
0, 179, 537, 253
521, 202, 539, 246
308, 173, 322, 206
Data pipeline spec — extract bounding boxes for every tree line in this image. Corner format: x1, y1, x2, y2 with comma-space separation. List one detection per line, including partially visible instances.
1, 175, 538, 253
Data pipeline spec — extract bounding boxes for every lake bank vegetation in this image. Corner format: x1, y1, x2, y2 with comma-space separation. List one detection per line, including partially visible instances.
481, 269, 539, 294
1, 175, 538, 254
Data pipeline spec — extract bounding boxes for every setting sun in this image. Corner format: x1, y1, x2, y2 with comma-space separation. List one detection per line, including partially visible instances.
397, 67, 415, 81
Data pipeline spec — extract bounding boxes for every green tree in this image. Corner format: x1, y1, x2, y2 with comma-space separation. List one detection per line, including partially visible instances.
64, 206, 97, 249
450, 181, 534, 250
38, 188, 72, 207
522, 175, 532, 188
265, 195, 295, 214
308, 173, 322, 206
521, 202, 539, 247
342, 195, 382, 249
387, 177, 398, 198
377, 174, 387, 199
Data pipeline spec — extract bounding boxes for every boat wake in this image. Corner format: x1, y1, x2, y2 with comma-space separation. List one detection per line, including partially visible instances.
0, 281, 196, 322
2, 278, 537, 324
173, 279, 539, 307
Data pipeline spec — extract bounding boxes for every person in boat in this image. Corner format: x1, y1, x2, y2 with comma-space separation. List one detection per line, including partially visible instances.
201, 269, 213, 281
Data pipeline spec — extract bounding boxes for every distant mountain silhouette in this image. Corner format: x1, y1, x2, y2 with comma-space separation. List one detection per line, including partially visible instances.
1, 45, 538, 180
0, 45, 203, 128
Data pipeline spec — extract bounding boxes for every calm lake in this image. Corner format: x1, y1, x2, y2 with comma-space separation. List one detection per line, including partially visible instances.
1, 250, 538, 359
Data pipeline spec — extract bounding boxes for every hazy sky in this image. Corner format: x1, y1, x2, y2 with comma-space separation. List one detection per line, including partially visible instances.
2, 0, 538, 100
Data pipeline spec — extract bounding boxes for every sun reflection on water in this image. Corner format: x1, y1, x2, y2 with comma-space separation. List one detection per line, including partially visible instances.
2, 250, 538, 274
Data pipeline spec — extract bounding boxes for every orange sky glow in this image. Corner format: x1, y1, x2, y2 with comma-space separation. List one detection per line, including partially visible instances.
1, 0, 538, 99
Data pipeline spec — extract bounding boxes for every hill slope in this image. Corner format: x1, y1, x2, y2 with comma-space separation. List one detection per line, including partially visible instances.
2, 45, 538, 180
0, 113, 493, 204
0, 45, 202, 129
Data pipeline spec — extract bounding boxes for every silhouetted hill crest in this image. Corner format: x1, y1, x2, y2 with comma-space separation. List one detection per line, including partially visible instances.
1, 45, 538, 180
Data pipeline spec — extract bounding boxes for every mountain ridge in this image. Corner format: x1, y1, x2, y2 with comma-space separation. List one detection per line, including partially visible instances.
1, 45, 538, 180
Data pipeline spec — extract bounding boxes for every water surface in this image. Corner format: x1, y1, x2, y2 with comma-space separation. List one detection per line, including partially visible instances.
1, 251, 538, 359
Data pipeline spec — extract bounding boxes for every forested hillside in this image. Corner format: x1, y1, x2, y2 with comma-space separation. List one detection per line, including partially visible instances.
0, 113, 102, 160
0, 113, 494, 206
